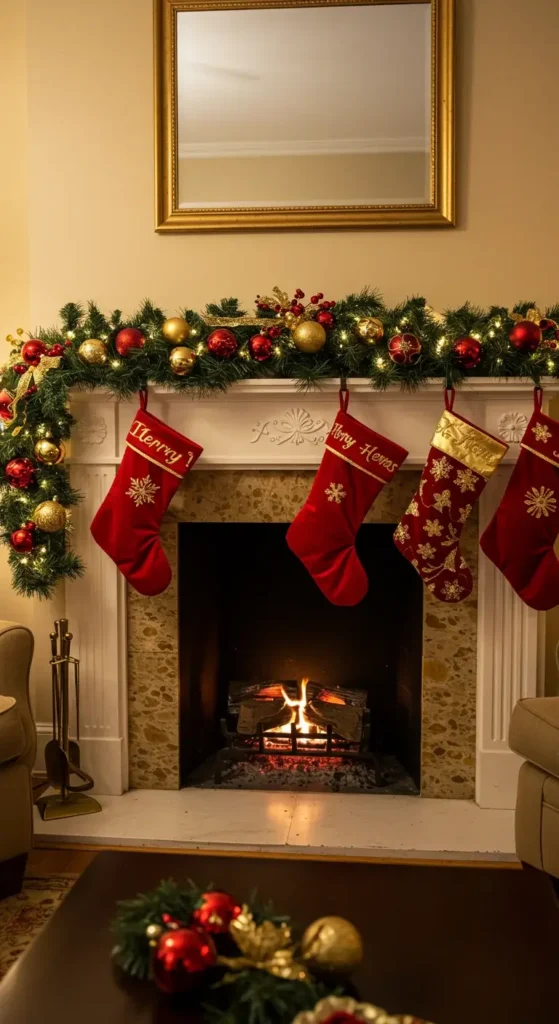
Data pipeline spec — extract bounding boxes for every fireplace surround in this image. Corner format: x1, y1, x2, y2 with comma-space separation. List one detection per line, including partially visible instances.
61, 379, 554, 808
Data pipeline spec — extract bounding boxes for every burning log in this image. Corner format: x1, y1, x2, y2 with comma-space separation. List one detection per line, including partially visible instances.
306, 702, 363, 744
237, 699, 293, 736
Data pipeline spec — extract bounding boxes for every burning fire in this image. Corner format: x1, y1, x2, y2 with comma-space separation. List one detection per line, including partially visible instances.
279, 677, 316, 736
261, 679, 347, 748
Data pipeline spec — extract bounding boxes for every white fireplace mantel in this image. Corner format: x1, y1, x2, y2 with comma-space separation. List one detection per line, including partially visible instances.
63, 379, 558, 806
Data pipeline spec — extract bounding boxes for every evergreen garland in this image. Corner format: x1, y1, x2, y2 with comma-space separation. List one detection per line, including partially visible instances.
1, 291, 558, 598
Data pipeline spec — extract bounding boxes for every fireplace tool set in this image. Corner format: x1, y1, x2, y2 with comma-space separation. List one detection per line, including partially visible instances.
37, 618, 101, 820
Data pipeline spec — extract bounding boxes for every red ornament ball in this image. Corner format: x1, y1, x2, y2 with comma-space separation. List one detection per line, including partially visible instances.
316, 310, 335, 330
267, 326, 282, 340
46, 343, 65, 357
21, 340, 47, 366
388, 333, 422, 365
153, 927, 216, 994
115, 327, 146, 357
207, 328, 238, 359
10, 527, 35, 554
540, 318, 556, 332
13, 363, 28, 375
192, 891, 242, 935
509, 319, 542, 353
248, 335, 274, 362
453, 336, 482, 369
544, 335, 559, 351
5, 457, 36, 489
0, 390, 14, 422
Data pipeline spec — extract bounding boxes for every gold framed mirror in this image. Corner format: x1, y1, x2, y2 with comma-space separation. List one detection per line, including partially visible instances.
154, 0, 454, 231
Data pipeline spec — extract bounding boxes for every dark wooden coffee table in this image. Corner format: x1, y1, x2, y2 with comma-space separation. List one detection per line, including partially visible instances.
0, 851, 557, 1023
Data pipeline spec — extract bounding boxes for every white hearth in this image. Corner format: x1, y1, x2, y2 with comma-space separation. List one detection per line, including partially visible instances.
49, 379, 557, 809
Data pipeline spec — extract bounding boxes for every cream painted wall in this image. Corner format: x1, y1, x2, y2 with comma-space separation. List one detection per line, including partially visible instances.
0, 1, 64, 726
5, 0, 559, 718
25, 0, 559, 324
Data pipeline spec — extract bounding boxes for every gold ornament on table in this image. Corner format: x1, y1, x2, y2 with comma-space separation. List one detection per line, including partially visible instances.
169, 346, 197, 376
162, 316, 191, 344
292, 319, 327, 353
34, 438, 65, 465
78, 338, 108, 365
291, 996, 435, 1024
217, 905, 309, 982
300, 915, 363, 976
355, 317, 384, 343
32, 500, 67, 533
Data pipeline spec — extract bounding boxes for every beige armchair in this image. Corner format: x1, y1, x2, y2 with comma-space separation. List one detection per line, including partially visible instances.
509, 696, 559, 880
0, 621, 35, 898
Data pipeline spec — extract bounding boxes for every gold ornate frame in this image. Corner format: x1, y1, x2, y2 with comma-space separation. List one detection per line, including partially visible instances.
154, 0, 455, 231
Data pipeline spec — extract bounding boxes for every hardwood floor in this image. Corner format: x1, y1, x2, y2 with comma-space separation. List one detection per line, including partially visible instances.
27, 848, 98, 877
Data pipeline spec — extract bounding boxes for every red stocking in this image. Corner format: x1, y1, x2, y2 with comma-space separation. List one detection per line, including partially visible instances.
91, 392, 202, 595
481, 388, 559, 610
287, 390, 408, 606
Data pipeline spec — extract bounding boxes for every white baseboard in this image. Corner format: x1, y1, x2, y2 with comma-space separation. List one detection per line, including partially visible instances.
33, 723, 126, 796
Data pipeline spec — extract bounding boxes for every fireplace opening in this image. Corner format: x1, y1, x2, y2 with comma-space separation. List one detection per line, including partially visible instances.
178, 523, 423, 793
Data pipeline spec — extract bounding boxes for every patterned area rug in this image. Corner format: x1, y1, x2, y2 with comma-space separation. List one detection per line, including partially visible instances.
0, 876, 75, 981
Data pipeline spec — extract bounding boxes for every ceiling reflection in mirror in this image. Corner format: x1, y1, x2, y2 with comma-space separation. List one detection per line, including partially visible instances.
176, 3, 432, 210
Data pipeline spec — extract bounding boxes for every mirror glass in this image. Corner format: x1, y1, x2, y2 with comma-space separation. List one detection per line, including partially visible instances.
176, 2, 432, 210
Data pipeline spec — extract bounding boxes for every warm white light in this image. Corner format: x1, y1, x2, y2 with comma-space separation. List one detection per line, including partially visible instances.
100, 334, 108, 341
340, 331, 348, 341
196, 343, 204, 354
496, 357, 502, 365
41, 480, 49, 489
190, 328, 198, 337
488, 330, 495, 338
40, 546, 47, 553
274, 346, 281, 355
494, 320, 502, 328
66, 331, 75, 340
376, 357, 385, 368
21, 557, 28, 564
400, 317, 409, 325
548, 359, 554, 372
472, 333, 481, 340
111, 360, 121, 369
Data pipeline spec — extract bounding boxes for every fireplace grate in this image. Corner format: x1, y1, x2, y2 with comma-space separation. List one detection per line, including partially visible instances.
214, 714, 387, 787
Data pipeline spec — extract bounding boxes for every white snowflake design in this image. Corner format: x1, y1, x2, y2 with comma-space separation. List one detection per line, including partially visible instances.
406, 499, 420, 517
325, 482, 346, 504
126, 474, 160, 507
394, 522, 410, 544
417, 542, 436, 560
455, 467, 478, 493
432, 489, 452, 512
423, 518, 443, 537
441, 580, 465, 602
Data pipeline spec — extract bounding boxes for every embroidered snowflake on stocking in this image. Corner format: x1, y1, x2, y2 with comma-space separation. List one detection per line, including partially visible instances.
325, 482, 346, 504
126, 474, 160, 507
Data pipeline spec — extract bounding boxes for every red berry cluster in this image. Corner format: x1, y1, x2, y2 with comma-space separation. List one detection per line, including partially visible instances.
255, 289, 336, 330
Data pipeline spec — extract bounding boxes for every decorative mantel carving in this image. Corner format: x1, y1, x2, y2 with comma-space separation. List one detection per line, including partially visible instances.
498, 411, 528, 443
251, 408, 330, 447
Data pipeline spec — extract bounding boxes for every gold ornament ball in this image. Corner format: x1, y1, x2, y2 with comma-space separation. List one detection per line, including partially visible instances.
162, 317, 191, 345
34, 438, 65, 465
292, 320, 327, 354
355, 317, 384, 344
78, 338, 108, 365
32, 500, 67, 533
301, 916, 364, 976
169, 346, 197, 377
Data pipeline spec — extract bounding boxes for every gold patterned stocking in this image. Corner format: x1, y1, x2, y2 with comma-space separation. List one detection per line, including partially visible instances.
394, 391, 508, 603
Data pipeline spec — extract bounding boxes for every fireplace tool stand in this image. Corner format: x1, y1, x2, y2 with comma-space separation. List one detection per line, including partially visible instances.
37, 619, 101, 820
214, 709, 387, 788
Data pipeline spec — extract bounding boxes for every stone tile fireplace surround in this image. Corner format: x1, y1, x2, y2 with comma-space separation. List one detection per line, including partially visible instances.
64, 379, 555, 809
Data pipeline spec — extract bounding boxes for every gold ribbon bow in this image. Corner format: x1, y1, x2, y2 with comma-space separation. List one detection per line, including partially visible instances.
510, 307, 557, 328
217, 906, 309, 982
8, 354, 62, 432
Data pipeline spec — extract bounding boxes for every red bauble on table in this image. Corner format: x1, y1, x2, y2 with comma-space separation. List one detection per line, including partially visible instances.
207, 328, 238, 359
115, 327, 146, 357
453, 336, 482, 369
10, 527, 35, 553
248, 334, 274, 362
388, 333, 422, 365
316, 310, 335, 330
5, 457, 36, 489
153, 926, 216, 994
192, 890, 242, 935
509, 320, 542, 353
0, 389, 14, 422
21, 340, 47, 366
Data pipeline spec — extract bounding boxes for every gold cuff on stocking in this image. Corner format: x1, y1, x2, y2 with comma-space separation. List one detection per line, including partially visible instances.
432, 410, 507, 479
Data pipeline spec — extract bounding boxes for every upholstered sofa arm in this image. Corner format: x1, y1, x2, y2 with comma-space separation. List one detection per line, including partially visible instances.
0, 621, 36, 773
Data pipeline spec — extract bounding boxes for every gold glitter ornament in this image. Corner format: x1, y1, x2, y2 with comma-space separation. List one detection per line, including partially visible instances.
169, 346, 197, 376
162, 317, 191, 345
34, 438, 65, 465
283, 310, 297, 329
217, 905, 309, 982
355, 317, 384, 343
301, 915, 363, 976
32, 500, 67, 533
78, 338, 108, 365
292, 320, 327, 353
